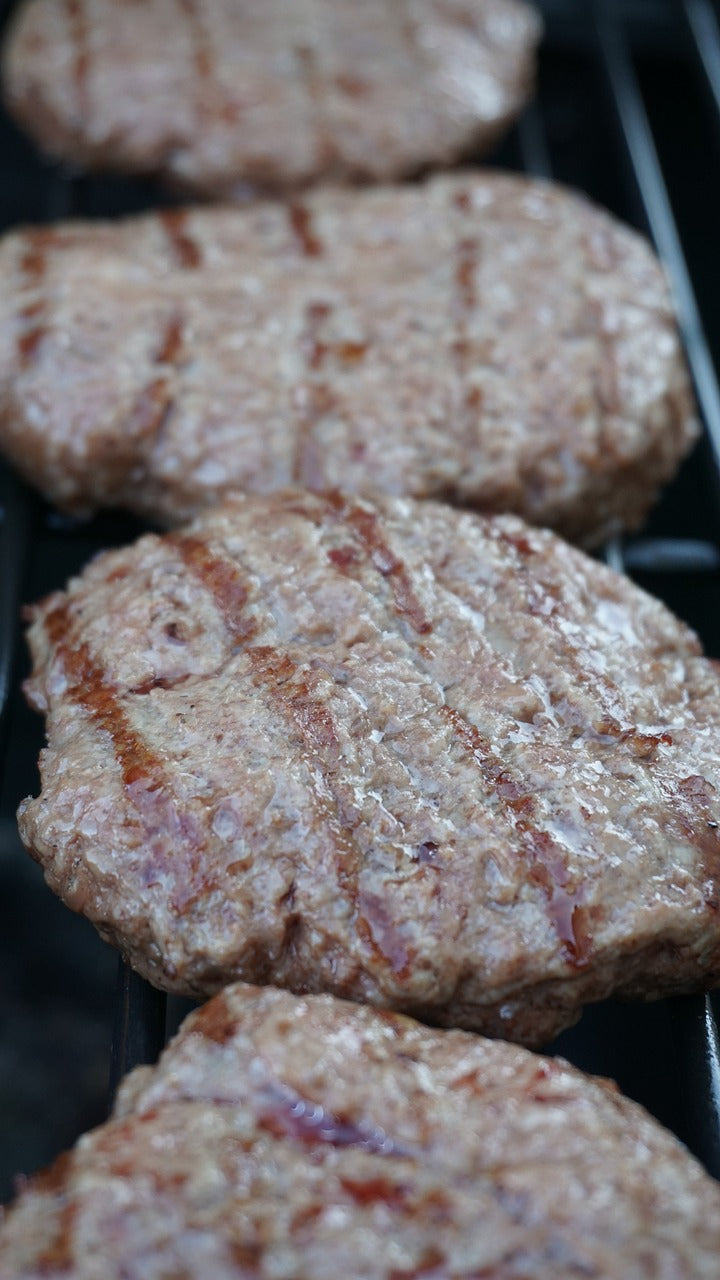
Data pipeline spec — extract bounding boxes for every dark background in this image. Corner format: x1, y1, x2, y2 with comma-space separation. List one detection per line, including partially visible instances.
2, 0, 720, 1203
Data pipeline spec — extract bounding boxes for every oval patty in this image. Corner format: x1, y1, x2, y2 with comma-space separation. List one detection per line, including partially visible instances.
19, 491, 720, 1045
2, 0, 541, 194
0, 172, 697, 545
1, 985, 720, 1278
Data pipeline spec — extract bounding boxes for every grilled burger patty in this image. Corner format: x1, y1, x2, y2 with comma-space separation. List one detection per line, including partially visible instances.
2, 0, 541, 195
1, 984, 720, 1279
19, 491, 720, 1045
0, 173, 697, 545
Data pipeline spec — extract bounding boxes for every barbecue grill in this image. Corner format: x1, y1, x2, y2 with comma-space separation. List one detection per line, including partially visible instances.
1, 0, 720, 1206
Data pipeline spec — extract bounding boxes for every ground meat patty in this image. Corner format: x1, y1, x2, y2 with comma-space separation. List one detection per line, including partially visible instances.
2, 985, 720, 1279
0, 173, 698, 546
19, 491, 720, 1045
1, 0, 541, 196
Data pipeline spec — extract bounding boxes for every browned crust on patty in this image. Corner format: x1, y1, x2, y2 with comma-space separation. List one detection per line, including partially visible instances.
1, 0, 541, 194
18, 492, 720, 1045
0, 173, 698, 545
1, 985, 720, 1278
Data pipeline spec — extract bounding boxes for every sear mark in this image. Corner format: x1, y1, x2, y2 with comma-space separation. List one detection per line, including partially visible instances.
158, 209, 202, 270
288, 202, 324, 258
168, 535, 257, 645
326, 495, 432, 636
440, 705, 592, 969
65, 0, 90, 115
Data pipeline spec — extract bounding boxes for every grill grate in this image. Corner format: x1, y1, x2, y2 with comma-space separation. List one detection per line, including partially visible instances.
1, 0, 720, 1196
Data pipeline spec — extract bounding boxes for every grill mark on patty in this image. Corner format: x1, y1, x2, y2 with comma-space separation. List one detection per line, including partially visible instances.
158, 209, 202, 269
65, 0, 90, 116
303, 299, 332, 371
44, 600, 167, 792
440, 705, 592, 969
192, 996, 239, 1045
16, 230, 62, 367
124, 312, 187, 459
34, 1198, 77, 1271
17, 296, 46, 366
156, 312, 185, 366
246, 647, 341, 755
43, 596, 218, 917
288, 202, 324, 257
301, 300, 369, 372
125, 377, 174, 456
168, 534, 258, 645
323, 494, 432, 636
292, 303, 368, 485
177, 0, 237, 125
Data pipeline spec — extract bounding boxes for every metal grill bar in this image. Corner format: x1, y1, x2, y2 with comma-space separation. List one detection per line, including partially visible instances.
669, 994, 720, 1179
623, 538, 720, 573
685, 0, 720, 116
109, 965, 168, 1099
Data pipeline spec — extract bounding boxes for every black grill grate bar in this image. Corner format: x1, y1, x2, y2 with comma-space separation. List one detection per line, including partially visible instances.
516, 102, 553, 179
669, 993, 720, 1180
45, 168, 74, 223
594, 6, 720, 474
0, 467, 30, 758
109, 965, 168, 1101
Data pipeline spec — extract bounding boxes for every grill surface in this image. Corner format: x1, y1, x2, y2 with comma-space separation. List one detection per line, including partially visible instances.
2, 0, 720, 1203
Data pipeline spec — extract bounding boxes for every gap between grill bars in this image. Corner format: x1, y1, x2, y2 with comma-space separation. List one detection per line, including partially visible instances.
0, 0, 719, 1191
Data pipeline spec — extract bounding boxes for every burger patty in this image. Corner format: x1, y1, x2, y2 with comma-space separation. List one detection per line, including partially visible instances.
1, 0, 541, 195
19, 491, 720, 1045
1, 984, 719, 1279
0, 172, 697, 545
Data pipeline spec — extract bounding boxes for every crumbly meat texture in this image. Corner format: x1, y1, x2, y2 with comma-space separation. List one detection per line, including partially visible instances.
1, 0, 541, 195
19, 491, 720, 1045
2, 985, 720, 1279
0, 172, 697, 546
